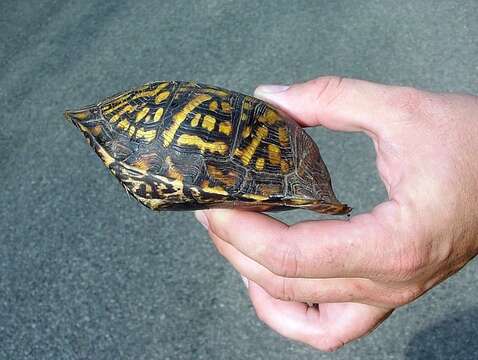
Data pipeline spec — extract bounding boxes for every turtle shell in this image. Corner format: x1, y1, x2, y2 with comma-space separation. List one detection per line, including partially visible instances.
65, 81, 350, 215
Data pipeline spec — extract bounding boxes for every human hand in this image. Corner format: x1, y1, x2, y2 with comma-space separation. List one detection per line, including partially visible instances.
195, 77, 478, 351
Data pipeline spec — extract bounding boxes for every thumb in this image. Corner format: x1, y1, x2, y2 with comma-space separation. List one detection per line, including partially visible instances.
254, 76, 404, 134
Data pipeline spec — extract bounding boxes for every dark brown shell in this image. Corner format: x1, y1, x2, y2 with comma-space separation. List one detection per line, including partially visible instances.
65, 81, 350, 214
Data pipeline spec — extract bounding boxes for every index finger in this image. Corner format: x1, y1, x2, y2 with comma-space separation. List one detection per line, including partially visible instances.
196, 204, 397, 279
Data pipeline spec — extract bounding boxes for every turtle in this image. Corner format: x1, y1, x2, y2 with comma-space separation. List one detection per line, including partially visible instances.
65, 81, 350, 215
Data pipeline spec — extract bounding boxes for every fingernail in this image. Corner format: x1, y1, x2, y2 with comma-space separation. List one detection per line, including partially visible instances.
194, 210, 209, 230
255, 84, 289, 96
241, 275, 249, 288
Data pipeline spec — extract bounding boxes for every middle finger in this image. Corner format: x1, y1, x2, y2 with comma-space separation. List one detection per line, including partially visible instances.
211, 233, 395, 308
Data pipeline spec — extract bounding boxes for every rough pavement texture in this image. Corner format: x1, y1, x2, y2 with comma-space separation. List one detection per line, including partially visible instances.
1, 1, 477, 359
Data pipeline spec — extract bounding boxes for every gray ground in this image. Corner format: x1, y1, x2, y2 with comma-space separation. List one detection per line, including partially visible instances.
1, 1, 477, 359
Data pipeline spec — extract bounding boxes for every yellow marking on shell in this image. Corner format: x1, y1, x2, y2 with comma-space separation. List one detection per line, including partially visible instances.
241, 126, 251, 138
109, 114, 120, 123
242, 97, 253, 110
117, 104, 134, 117
96, 146, 114, 167
139, 175, 186, 209
259, 108, 279, 125
209, 101, 218, 111
280, 160, 289, 174
71, 110, 90, 120
123, 104, 134, 112
207, 165, 237, 187
76, 122, 88, 133
255, 157, 265, 171
221, 102, 231, 112
117, 119, 130, 131
135, 128, 157, 142
201, 181, 228, 196
201, 115, 216, 132
240, 126, 268, 165
163, 94, 212, 146
223, 172, 239, 187
131, 153, 157, 170
165, 156, 184, 180
259, 184, 281, 195
242, 193, 269, 201
135, 107, 150, 122
278, 127, 289, 146
90, 125, 102, 136
157, 183, 168, 191
177, 134, 228, 154
153, 107, 164, 121
128, 125, 136, 137
268, 144, 281, 165
132, 82, 169, 99
131, 183, 140, 192
132, 159, 150, 170
154, 91, 170, 104
102, 99, 129, 115
190, 113, 201, 127
234, 148, 243, 156
289, 198, 311, 205
298, 164, 305, 177
202, 88, 229, 97
203, 186, 228, 196
189, 187, 201, 197
218, 121, 232, 135
240, 113, 248, 121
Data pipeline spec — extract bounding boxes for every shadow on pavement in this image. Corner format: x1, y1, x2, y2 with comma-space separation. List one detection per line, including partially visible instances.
405, 307, 478, 360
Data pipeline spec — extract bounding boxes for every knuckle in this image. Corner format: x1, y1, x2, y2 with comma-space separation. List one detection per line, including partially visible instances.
267, 277, 296, 301
390, 285, 423, 307
384, 228, 429, 282
309, 76, 347, 107
389, 250, 426, 282
390, 86, 425, 117
268, 243, 301, 278
348, 280, 368, 302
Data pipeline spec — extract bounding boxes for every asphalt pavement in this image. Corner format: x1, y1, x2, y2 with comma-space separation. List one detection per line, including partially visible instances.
1, 1, 477, 359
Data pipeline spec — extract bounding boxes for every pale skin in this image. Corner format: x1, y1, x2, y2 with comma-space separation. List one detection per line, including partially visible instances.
194, 77, 478, 351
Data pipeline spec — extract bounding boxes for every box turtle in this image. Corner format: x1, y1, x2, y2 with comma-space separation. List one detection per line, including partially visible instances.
65, 81, 350, 214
